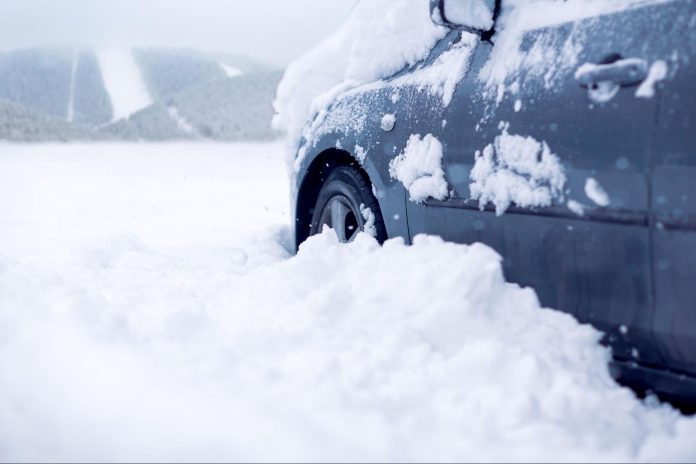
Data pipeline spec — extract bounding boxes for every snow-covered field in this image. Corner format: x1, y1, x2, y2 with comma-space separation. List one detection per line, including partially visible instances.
1, 143, 695, 462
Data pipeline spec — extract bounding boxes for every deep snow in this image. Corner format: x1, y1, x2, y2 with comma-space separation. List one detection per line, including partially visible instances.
1, 143, 696, 462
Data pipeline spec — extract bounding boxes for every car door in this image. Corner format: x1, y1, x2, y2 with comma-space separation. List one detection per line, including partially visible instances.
650, 1, 696, 375
404, 2, 670, 364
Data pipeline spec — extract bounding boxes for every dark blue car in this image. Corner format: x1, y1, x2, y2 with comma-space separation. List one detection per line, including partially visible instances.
291, 0, 696, 405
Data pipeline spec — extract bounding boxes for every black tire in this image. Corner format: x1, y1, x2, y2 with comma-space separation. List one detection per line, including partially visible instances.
310, 165, 388, 243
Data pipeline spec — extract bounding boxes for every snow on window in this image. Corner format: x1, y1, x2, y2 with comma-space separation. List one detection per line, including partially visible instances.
470, 124, 566, 215
359, 204, 377, 237
636, 60, 668, 99
389, 134, 449, 203
584, 177, 610, 207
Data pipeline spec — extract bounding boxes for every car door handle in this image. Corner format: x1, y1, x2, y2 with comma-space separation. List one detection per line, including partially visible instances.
575, 57, 648, 88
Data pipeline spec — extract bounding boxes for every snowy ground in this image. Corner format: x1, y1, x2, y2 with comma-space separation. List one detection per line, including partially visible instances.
1, 143, 695, 462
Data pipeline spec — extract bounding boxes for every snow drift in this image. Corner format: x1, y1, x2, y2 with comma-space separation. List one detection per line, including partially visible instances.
1, 144, 696, 462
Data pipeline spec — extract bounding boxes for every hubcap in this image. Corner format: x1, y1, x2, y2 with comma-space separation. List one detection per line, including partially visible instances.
318, 195, 361, 242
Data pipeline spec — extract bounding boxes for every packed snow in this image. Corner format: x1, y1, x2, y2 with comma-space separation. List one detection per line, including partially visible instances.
585, 177, 611, 207
470, 124, 566, 215
636, 60, 669, 98
567, 199, 587, 216
359, 204, 377, 238
96, 48, 153, 121
380, 113, 396, 132
2, 143, 696, 461
389, 134, 449, 203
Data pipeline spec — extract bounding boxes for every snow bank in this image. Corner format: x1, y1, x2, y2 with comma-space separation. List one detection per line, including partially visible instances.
470, 124, 566, 215
389, 133, 449, 203
273, 0, 448, 166
1, 144, 696, 461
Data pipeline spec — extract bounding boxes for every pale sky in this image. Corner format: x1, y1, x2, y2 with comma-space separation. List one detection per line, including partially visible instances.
0, 0, 357, 66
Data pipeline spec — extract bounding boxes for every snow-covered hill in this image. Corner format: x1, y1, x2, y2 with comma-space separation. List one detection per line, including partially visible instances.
0, 48, 281, 141
1, 143, 696, 462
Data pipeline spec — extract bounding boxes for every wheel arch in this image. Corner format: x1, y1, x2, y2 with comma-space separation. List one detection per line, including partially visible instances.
294, 148, 374, 249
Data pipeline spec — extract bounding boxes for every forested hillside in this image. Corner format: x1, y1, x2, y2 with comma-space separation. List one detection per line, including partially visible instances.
0, 48, 281, 141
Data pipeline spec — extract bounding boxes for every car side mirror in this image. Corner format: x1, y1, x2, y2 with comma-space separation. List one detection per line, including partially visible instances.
430, 0, 499, 35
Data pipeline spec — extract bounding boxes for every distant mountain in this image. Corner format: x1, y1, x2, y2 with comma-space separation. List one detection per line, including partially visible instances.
0, 48, 282, 142
104, 70, 281, 141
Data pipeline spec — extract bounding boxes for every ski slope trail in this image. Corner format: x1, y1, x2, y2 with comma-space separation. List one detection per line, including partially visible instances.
96, 48, 153, 121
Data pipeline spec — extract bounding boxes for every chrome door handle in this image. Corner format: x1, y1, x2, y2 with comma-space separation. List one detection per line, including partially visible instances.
575, 57, 648, 88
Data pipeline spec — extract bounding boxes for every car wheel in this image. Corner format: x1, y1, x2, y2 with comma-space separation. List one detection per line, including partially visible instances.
310, 165, 387, 243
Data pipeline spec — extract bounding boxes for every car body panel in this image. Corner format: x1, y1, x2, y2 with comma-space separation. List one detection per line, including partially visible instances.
651, 1, 696, 375
293, 86, 412, 246
291, 0, 696, 400
407, 3, 670, 365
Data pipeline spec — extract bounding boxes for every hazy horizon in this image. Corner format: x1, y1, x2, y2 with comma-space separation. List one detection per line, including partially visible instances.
0, 0, 357, 66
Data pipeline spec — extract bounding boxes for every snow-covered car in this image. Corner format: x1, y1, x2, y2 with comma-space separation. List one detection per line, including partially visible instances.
284, 0, 696, 404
